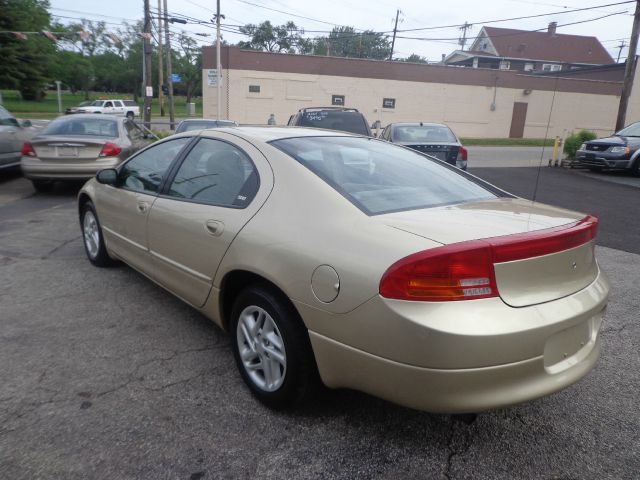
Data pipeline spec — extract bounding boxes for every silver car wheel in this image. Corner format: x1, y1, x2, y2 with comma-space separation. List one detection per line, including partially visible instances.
83, 210, 100, 259
236, 305, 287, 392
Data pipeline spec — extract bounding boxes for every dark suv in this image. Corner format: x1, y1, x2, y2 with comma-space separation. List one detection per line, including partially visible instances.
287, 107, 372, 136
576, 122, 640, 176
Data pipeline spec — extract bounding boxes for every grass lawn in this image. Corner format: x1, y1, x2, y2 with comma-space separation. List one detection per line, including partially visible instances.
1, 89, 202, 119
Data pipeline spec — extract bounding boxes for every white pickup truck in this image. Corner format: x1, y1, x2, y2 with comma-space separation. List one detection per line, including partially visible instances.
76, 100, 140, 119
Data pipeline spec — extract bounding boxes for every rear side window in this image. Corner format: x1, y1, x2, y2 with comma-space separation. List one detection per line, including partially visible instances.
167, 138, 258, 207
272, 136, 501, 215
297, 111, 369, 135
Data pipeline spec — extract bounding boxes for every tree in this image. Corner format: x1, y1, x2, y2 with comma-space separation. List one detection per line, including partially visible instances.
51, 50, 94, 93
303, 26, 391, 60
402, 53, 428, 64
0, 0, 56, 100
238, 21, 303, 53
174, 33, 202, 104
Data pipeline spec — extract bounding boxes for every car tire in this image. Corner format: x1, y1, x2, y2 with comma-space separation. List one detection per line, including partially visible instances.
230, 285, 319, 409
126, 111, 134, 120
32, 180, 53, 193
80, 201, 113, 267
631, 159, 640, 177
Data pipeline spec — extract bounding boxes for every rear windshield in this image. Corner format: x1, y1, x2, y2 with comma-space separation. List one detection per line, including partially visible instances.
272, 136, 500, 215
393, 125, 456, 143
41, 117, 119, 137
296, 111, 369, 136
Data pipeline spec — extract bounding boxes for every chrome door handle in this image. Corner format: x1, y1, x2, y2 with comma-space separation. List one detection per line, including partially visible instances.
205, 220, 224, 236
136, 201, 149, 213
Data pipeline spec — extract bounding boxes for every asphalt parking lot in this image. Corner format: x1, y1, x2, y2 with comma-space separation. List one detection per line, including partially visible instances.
1, 154, 639, 479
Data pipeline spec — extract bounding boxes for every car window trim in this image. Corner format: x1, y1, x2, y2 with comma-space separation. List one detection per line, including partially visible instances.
116, 136, 197, 195
157, 136, 261, 209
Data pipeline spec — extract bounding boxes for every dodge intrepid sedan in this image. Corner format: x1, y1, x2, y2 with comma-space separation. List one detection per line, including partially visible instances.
77, 127, 609, 413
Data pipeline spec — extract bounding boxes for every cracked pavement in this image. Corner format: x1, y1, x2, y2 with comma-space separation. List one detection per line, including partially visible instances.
0, 167, 639, 479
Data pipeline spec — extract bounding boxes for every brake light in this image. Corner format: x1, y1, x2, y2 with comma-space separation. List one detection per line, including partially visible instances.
457, 146, 468, 161
379, 215, 598, 302
99, 142, 122, 157
21, 142, 35, 157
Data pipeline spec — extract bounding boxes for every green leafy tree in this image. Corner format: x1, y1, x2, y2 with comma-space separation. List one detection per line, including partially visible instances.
238, 21, 303, 53
401, 53, 428, 64
174, 32, 202, 104
51, 50, 94, 93
0, 0, 56, 100
303, 26, 391, 60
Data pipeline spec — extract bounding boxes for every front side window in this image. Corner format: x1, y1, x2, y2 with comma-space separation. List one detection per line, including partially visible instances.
124, 120, 144, 140
167, 138, 258, 207
272, 136, 501, 215
119, 138, 191, 194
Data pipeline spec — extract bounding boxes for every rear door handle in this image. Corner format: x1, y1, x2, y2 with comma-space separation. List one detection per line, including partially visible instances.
205, 220, 224, 236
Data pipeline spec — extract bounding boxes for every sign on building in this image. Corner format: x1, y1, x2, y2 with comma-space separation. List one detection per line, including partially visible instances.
207, 69, 223, 87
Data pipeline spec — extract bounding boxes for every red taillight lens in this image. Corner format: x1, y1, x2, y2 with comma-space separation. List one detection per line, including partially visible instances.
99, 142, 122, 157
380, 240, 498, 301
21, 142, 35, 156
379, 215, 598, 302
458, 146, 468, 161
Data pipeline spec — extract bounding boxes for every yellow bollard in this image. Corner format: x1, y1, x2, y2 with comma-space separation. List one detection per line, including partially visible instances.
551, 136, 561, 167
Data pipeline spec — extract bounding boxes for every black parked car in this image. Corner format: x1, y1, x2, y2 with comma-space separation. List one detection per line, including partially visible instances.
575, 122, 640, 176
379, 122, 468, 170
287, 107, 372, 136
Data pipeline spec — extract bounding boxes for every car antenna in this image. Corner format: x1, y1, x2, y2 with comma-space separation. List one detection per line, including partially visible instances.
532, 74, 560, 203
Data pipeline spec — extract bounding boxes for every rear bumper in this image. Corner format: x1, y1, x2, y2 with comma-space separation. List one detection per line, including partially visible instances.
21, 157, 122, 180
305, 267, 609, 413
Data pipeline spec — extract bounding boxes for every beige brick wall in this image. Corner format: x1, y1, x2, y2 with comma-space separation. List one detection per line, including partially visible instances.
203, 68, 638, 139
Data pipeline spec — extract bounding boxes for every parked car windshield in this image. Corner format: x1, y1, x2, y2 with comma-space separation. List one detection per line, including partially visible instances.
272, 136, 499, 215
41, 117, 119, 137
393, 125, 456, 143
616, 122, 640, 137
297, 111, 369, 136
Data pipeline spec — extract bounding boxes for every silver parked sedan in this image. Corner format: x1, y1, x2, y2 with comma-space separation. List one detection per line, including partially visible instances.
0, 106, 35, 170
78, 127, 609, 413
21, 114, 151, 192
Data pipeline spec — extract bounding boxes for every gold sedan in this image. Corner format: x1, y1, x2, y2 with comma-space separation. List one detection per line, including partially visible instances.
77, 127, 609, 413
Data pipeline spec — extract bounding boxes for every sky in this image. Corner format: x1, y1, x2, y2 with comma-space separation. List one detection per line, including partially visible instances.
47, 0, 637, 62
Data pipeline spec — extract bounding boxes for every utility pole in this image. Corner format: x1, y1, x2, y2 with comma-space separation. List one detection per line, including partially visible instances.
163, 0, 176, 130
157, 0, 165, 116
616, 0, 640, 131
459, 22, 472, 50
143, 0, 152, 128
389, 9, 400, 61
617, 39, 627, 63
215, 0, 223, 120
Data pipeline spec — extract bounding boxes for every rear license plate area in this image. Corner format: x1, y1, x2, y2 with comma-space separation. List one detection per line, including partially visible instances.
57, 147, 78, 157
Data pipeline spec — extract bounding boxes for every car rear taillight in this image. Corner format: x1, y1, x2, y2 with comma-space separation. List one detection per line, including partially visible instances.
99, 142, 122, 157
21, 142, 36, 157
379, 215, 598, 302
457, 146, 468, 161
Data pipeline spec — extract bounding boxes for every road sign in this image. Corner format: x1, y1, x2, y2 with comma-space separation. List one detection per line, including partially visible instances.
171, 74, 182, 83
207, 69, 223, 87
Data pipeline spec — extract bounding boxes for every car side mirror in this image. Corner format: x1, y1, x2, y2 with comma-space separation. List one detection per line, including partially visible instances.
96, 168, 118, 185
20, 119, 32, 127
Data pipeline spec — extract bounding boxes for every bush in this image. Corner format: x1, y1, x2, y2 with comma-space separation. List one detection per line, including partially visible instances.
564, 129, 597, 159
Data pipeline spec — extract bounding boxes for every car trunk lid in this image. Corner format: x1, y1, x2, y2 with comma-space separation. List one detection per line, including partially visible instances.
378, 198, 598, 307
31, 136, 109, 162
403, 143, 459, 164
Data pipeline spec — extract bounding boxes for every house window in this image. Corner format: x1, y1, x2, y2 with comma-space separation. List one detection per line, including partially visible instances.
248, 85, 260, 93
382, 98, 395, 109
542, 64, 562, 72
524, 63, 534, 72
499, 60, 510, 70
331, 95, 345, 106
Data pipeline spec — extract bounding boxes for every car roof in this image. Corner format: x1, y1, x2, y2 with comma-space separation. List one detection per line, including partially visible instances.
390, 122, 449, 128
179, 118, 235, 123
52, 114, 122, 121
200, 126, 356, 143
297, 107, 360, 113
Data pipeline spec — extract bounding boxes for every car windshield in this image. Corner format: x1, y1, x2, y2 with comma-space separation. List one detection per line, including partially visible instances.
272, 136, 499, 215
176, 120, 235, 133
297, 111, 369, 135
41, 117, 119, 137
616, 122, 640, 137
393, 125, 456, 143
